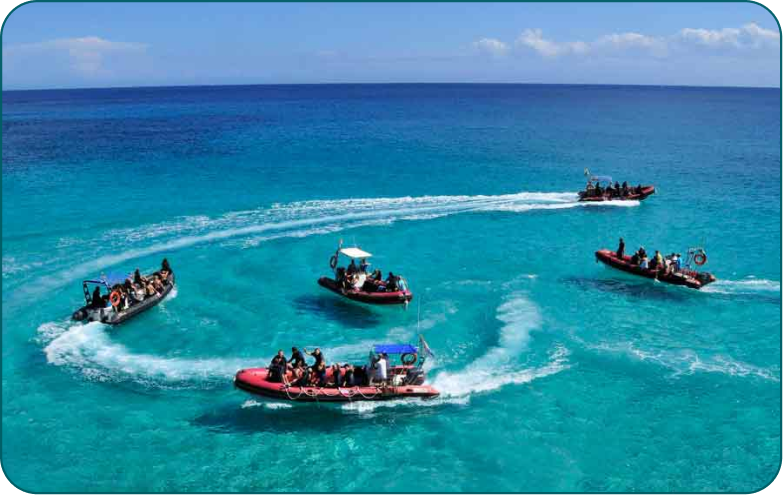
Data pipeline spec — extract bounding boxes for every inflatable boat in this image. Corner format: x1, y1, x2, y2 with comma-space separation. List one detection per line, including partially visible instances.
578, 172, 655, 202
595, 249, 716, 289
579, 185, 655, 202
318, 242, 413, 306
72, 261, 175, 325
235, 340, 439, 403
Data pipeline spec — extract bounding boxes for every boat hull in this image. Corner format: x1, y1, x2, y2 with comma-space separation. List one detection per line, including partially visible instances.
317, 277, 413, 305
579, 185, 655, 202
72, 273, 176, 325
234, 368, 439, 402
595, 249, 715, 290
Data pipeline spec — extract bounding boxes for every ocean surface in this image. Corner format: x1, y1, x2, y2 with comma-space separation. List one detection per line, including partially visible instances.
2, 84, 781, 492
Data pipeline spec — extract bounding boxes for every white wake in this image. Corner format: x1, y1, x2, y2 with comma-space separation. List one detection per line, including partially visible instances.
22, 191, 636, 297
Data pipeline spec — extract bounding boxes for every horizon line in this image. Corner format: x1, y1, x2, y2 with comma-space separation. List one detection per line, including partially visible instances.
2, 81, 780, 93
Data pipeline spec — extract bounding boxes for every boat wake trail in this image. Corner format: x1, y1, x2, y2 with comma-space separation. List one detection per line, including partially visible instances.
701, 277, 781, 295
432, 294, 569, 397
343, 294, 569, 414
21, 191, 635, 298
588, 341, 779, 382
37, 321, 250, 388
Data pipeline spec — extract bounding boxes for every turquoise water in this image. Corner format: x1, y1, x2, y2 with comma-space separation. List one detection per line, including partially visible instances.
2, 84, 781, 492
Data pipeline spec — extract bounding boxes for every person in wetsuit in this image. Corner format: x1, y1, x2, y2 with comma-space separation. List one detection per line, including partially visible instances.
330, 364, 342, 388
617, 238, 625, 258
288, 347, 306, 369
133, 268, 143, 285
268, 350, 287, 383
91, 286, 104, 308
304, 347, 325, 370
342, 364, 355, 387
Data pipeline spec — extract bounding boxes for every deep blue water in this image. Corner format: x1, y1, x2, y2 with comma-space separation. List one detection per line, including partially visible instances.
2, 84, 781, 492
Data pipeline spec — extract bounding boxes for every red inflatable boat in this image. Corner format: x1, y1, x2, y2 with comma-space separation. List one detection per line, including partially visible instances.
595, 249, 716, 289
234, 341, 439, 403
318, 243, 413, 306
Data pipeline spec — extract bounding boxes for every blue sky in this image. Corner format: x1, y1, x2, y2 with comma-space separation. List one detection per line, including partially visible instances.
2, 2, 780, 89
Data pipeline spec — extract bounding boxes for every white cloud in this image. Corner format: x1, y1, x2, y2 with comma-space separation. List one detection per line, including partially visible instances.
677, 22, 778, 49
516, 29, 589, 57
482, 22, 778, 60
473, 38, 510, 57
3, 36, 148, 76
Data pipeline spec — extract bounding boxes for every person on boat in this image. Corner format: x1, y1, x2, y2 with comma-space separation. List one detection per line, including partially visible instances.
370, 269, 382, 281
639, 254, 649, 269
585, 180, 594, 194
145, 281, 159, 297
288, 347, 306, 369
347, 259, 357, 275
330, 364, 342, 388
304, 347, 325, 370
314, 362, 328, 387
133, 268, 143, 285
635, 184, 643, 194
675, 253, 683, 272
605, 183, 614, 197
653, 251, 664, 271
291, 365, 310, 387
385, 272, 398, 292
617, 238, 625, 259
594, 183, 603, 196
161, 258, 172, 274
152, 275, 164, 293
268, 350, 287, 383
369, 353, 388, 386
342, 364, 355, 387
91, 286, 104, 309
622, 181, 629, 196
359, 258, 369, 273
614, 181, 621, 193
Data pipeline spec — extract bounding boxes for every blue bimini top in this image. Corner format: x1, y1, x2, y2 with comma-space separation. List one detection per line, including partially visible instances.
373, 344, 417, 355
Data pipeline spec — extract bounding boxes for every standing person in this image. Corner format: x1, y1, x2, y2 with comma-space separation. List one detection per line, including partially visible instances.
654, 250, 664, 271
675, 253, 683, 272
617, 238, 625, 259
133, 268, 142, 285
269, 350, 287, 383
91, 286, 104, 308
359, 258, 369, 273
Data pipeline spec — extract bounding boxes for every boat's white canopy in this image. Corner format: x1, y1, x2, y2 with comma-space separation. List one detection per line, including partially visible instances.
339, 247, 372, 259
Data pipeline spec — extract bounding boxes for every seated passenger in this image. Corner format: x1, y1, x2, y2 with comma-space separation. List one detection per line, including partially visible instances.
346, 259, 357, 275
330, 364, 342, 388
145, 282, 158, 297
640, 256, 649, 269
314, 362, 328, 387
653, 250, 664, 271
359, 258, 369, 273
636, 184, 643, 194
371, 269, 383, 281
622, 181, 629, 196
342, 364, 355, 387
385, 272, 398, 292
292, 366, 310, 387
630, 253, 640, 265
